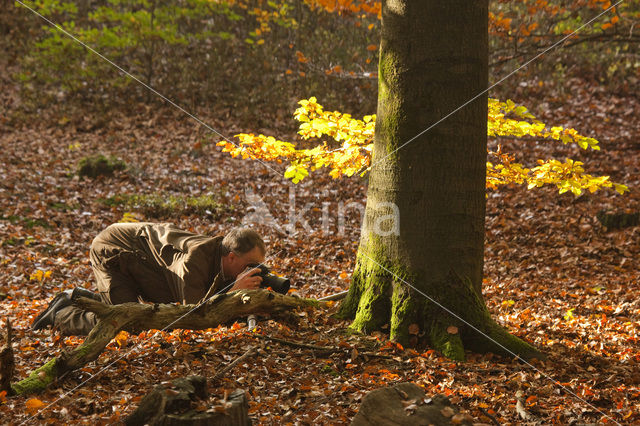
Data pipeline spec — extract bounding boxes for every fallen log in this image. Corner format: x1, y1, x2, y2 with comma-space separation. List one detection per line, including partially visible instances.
9, 289, 322, 396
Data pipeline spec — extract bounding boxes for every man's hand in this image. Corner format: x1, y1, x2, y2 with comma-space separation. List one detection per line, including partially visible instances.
229, 267, 263, 291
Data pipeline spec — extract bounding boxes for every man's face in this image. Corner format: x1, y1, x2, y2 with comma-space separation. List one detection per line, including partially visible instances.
224, 246, 266, 279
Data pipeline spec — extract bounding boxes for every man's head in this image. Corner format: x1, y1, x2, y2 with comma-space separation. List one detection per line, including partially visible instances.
221, 227, 266, 279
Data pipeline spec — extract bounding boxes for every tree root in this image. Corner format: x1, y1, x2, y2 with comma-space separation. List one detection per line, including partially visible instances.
429, 318, 465, 361
340, 255, 545, 362
251, 334, 393, 359
211, 346, 257, 382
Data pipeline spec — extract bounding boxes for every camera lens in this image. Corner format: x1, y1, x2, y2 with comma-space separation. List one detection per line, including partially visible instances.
247, 263, 291, 295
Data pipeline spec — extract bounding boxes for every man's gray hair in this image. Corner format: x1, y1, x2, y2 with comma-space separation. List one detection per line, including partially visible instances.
221, 227, 265, 256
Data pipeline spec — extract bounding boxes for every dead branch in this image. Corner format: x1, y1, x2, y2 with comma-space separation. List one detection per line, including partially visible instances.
211, 346, 257, 382
10, 290, 324, 396
252, 334, 392, 359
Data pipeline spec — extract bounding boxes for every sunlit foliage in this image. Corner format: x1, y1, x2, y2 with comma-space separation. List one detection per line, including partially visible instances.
219, 97, 628, 195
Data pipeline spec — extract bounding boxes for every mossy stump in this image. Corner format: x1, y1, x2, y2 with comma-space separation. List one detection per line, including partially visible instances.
77, 154, 126, 178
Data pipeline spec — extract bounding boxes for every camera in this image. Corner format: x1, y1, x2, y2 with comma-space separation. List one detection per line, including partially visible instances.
247, 263, 291, 295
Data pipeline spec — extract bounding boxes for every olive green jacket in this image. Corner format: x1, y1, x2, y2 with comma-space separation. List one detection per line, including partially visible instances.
91, 222, 229, 304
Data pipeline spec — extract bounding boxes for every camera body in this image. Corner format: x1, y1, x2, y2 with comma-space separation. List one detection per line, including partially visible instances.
247, 263, 291, 295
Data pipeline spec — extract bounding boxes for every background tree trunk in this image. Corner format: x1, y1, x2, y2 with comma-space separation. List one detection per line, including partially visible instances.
338, 0, 542, 361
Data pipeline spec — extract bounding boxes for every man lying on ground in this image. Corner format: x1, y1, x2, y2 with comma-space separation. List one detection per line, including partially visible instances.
32, 223, 267, 335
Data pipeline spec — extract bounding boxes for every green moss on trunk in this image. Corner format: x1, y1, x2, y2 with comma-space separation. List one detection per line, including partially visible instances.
336, 266, 365, 320
348, 262, 392, 334
339, 255, 544, 361
338, 240, 415, 335
465, 319, 544, 361
429, 318, 465, 361
377, 50, 402, 158
389, 283, 422, 346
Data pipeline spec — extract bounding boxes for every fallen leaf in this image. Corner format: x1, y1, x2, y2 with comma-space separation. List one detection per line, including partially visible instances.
25, 398, 45, 415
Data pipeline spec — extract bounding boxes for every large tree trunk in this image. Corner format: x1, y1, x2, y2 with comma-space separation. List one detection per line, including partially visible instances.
10, 291, 321, 396
338, 0, 542, 361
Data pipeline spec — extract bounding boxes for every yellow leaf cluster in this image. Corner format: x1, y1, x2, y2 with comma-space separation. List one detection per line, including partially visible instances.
114, 330, 129, 348
217, 97, 627, 196
221, 134, 296, 161
488, 153, 628, 196
218, 97, 372, 180
29, 269, 52, 282
487, 98, 600, 151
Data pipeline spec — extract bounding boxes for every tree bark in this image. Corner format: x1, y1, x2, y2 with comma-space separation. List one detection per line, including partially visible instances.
338, 0, 543, 361
10, 291, 321, 396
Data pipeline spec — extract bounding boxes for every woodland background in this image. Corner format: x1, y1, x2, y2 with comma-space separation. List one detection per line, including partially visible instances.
1, 0, 639, 423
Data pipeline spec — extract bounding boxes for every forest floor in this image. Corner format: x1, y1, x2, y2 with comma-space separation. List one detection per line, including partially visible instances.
1, 74, 639, 424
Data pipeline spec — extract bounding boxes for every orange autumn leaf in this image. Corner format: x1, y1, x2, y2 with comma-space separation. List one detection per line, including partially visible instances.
366, 44, 377, 51
114, 330, 129, 347
25, 398, 45, 414
295, 50, 308, 63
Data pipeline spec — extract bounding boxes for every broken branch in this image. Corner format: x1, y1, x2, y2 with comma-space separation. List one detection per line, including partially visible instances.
11, 290, 324, 396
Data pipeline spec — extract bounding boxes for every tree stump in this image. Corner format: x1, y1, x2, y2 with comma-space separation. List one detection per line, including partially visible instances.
351, 382, 474, 426
126, 376, 250, 426
0, 319, 15, 396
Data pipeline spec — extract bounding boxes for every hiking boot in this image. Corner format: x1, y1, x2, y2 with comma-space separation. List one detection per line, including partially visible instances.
31, 290, 73, 330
